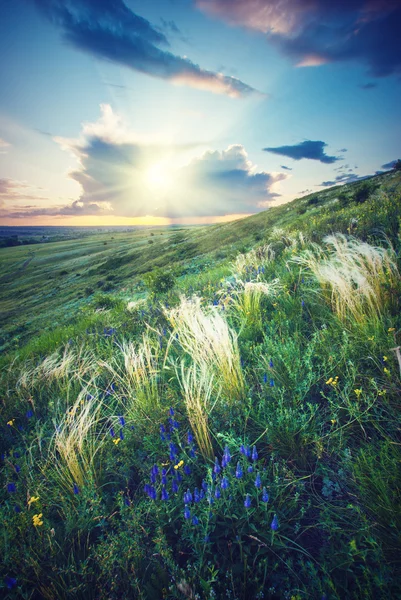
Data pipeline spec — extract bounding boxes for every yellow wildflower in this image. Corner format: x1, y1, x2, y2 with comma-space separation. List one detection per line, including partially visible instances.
7, 419, 14, 426
113, 438, 120, 445
354, 388, 363, 398
325, 377, 333, 385
330, 419, 336, 425
32, 513, 44, 527
28, 496, 40, 507
382, 356, 388, 362
384, 367, 390, 375
388, 327, 395, 332
174, 460, 184, 470
326, 376, 339, 387
368, 336, 374, 341
378, 389, 387, 396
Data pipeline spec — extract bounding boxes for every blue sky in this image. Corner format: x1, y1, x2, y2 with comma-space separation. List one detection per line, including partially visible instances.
0, 0, 400, 225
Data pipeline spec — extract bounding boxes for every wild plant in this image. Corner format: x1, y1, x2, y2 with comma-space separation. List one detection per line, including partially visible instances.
293, 234, 399, 323
176, 361, 217, 460
230, 279, 281, 339
100, 330, 163, 420
49, 391, 106, 491
232, 244, 275, 280
166, 296, 245, 403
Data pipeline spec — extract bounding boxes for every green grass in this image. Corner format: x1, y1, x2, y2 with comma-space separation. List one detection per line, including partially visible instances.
1, 170, 401, 599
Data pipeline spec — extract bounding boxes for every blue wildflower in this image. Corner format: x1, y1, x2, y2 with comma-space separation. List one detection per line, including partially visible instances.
213, 457, 221, 475
184, 465, 191, 475
223, 445, 231, 464
110, 427, 115, 437
169, 407, 174, 416
15, 465, 21, 473
301, 299, 305, 307
269, 358, 274, 368
73, 483, 79, 495
255, 473, 262, 488
124, 497, 131, 506
119, 429, 124, 440
194, 488, 200, 503
271, 514, 279, 531
221, 476, 229, 489
192, 516, 199, 526
172, 479, 179, 493
263, 373, 268, 384
5, 577, 17, 589
119, 416, 125, 426
262, 487, 269, 502
184, 505, 191, 519
247, 465, 254, 473
187, 432, 194, 444
184, 489, 193, 503
240, 444, 246, 455
161, 469, 167, 485
26, 410, 33, 419
270, 378, 275, 387
151, 465, 159, 477
244, 494, 251, 508
7, 483, 16, 493
252, 446, 258, 461
201, 480, 208, 491
161, 487, 169, 501
189, 446, 196, 458
235, 462, 243, 479
215, 486, 221, 499
14, 504, 21, 513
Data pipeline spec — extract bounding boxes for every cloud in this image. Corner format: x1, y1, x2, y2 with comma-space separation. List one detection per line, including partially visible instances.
0, 137, 10, 153
195, 0, 401, 77
280, 165, 292, 170
33, 0, 258, 97
263, 140, 341, 164
1, 105, 286, 219
0, 178, 48, 201
319, 172, 368, 187
381, 159, 398, 169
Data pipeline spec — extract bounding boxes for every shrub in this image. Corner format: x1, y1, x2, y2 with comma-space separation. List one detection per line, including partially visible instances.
144, 268, 176, 296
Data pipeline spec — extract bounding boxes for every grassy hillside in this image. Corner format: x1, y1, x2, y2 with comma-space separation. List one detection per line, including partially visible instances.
1, 170, 401, 599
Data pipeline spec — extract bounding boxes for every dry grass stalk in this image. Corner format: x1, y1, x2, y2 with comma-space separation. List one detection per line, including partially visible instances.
293, 234, 399, 323
177, 361, 217, 460
166, 296, 245, 403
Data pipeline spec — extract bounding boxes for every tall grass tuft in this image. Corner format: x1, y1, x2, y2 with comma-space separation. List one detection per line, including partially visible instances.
177, 361, 217, 460
293, 234, 399, 323
17, 344, 98, 389
232, 244, 275, 279
166, 296, 245, 403
101, 331, 162, 419
230, 280, 281, 339
50, 391, 105, 490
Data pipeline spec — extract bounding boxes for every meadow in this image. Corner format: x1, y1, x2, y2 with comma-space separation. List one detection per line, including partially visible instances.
1, 170, 401, 599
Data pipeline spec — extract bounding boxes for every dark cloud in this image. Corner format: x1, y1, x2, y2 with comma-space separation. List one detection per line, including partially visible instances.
381, 159, 398, 169
160, 18, 182, 35
263, 140, 341, 164
34, 0, 258, 97
359, 82, 377, 89
196, 0, 401, 77
319, 172, 368, 187
280, 165, 292, 170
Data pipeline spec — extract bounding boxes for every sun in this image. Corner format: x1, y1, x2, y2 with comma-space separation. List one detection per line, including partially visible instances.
144, 162, 173, 191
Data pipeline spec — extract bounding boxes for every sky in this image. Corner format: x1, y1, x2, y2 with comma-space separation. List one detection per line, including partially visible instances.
0, 0, 400, 227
